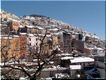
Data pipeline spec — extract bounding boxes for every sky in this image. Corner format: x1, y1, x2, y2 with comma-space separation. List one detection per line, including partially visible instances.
1, 1, 105, 40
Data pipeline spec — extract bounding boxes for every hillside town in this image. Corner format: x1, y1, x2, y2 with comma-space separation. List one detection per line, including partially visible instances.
0, 10, 106, 79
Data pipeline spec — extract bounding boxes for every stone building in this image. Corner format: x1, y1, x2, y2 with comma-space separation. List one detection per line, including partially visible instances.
1, 34, 27, 61
1, 35, 20, 61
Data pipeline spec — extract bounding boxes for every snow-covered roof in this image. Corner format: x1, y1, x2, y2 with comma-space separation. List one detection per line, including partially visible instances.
38, 34, 44, 36
87, 48, 95, 50
70, 57, 94, 63
70, 65, 81, 70
92, 35, 99, 39
61, 56, 73, 60
13, 35, 19, 38
46, 34, 51, 37
28, 34, 34, 37
49, 61, 54, 64
69, 31, 75, 34
56, 53, 72, 57
20, 77, 26, 80
96, 48, 104, 50
61, 53, 72, 56
19, 25, 24, 28
0, 62, 19, 66
85, 33, 91, 37
43, 66, 67, 71
88, 47, 103, 51
0, 63, 5, 66
36, 26, 44, 30
27, 25, 34, 28
49, 28, 58, 31
53, 32, 62, 36
8, 17, 20, 22
0, 23, 1, 26
20, 33, 27, 35
24, 16, 30, 19
1, 36, 12, 39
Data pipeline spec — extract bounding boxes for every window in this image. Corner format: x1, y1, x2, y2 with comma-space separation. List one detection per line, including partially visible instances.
36, 43, 37, 45
4, 18, 7, 21
29, 38, 31, 41
29, 43, 31, 46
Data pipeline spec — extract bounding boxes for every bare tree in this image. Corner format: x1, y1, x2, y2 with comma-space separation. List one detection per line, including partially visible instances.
1, 28, 60, 79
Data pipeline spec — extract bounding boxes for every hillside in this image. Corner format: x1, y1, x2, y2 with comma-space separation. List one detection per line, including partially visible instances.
0, 10, 105, 50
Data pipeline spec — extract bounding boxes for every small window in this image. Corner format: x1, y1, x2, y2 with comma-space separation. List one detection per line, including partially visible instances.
36, 43, 37, 45
36, 38, 38, 41
4, 18, 7, 21
29, 38, 31, 41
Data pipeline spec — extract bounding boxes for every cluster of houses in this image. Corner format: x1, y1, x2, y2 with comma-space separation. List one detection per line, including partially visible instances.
0, 10, 105, 79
